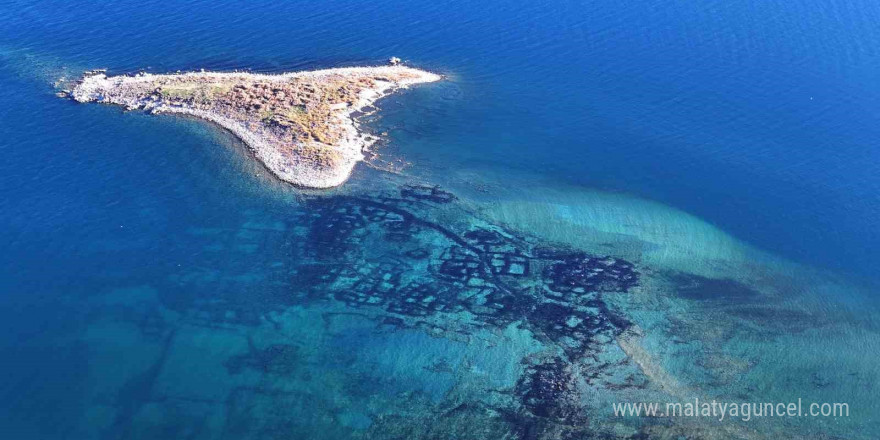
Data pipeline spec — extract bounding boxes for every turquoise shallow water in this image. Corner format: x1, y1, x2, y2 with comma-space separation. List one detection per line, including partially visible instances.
2, 0, 880, 439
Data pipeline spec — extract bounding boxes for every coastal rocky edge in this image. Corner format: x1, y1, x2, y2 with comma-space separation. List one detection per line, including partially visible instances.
70, 64, 441, 188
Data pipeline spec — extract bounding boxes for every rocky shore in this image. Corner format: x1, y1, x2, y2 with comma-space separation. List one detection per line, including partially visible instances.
71, 64, 441, 188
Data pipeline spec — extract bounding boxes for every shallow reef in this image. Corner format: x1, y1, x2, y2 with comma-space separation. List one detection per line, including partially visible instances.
274, 184, 647, 437
89, 181, 812, 440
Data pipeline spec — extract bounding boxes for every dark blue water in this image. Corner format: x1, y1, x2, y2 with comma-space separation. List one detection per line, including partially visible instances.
4, 0, 880, 276
2, 0, 879, 439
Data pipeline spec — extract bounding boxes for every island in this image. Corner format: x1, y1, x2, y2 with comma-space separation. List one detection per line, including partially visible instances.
71, 63, 441, 188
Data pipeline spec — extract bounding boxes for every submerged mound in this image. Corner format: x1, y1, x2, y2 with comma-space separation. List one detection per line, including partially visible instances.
71, 65, 441, 188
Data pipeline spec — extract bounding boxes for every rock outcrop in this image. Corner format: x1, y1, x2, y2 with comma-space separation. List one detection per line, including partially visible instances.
71, 65, 441, 188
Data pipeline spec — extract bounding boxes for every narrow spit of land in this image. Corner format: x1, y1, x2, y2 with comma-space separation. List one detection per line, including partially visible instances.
71, 63, 441, 188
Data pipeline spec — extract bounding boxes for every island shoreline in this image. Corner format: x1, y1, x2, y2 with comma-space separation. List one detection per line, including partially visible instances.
71, 64, 441, 188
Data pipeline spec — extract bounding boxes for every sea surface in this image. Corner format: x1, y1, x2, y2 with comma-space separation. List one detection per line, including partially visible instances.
1, 0, 879, 439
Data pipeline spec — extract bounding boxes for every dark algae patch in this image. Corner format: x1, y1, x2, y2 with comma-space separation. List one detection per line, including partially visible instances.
669, 273, 760, 302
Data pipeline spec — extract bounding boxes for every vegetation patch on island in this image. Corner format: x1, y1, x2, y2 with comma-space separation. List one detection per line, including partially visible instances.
69, 62, 441, 188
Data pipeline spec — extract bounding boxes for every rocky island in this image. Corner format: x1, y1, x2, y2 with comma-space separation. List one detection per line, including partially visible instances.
71, 64, 441, 188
